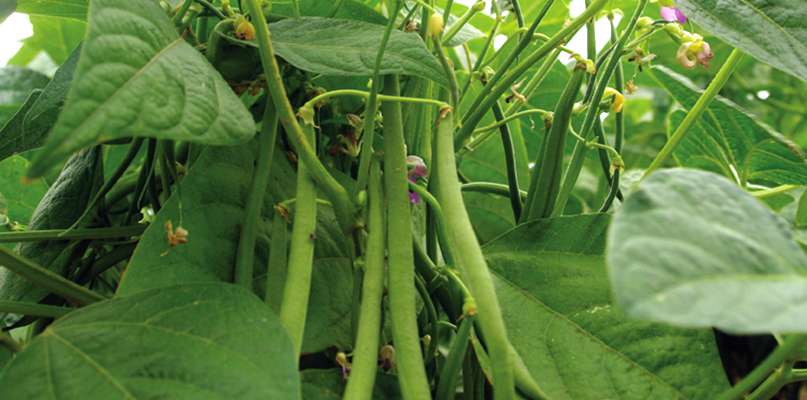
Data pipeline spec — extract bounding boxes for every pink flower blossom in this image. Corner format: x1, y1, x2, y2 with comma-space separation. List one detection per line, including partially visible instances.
660, 6, 687, 24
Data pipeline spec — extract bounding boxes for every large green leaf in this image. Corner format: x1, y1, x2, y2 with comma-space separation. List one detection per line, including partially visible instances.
678, 0, 807, 83
117, 143, 355, 353
0, 46, 80, 163
269, 0, 387, 24
0, 0, 13, 24
0, 67, 49, 127
652, 66, 807, 186
15, 0, 88, 20
8, 16, 85, 66
484, 214, 729, 399
0, 147, 101, 324
269, 17, 448, 87
0, 156, 48, 229
0, 283, 301, 399
608, 168, 807, 333
27, 0, 255, 178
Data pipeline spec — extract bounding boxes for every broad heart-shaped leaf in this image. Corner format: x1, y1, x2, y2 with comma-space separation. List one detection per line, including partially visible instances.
8, 16, 85, 66
0, 67, 50, 127
0, 45, 81, 163
677, 0, 807, 83
0, 156, 48, 230
653, 66, 807, 186
269, 17, 448, 87
117, 142, 355, 354
0, 147, 101, 326
0, 1, 13, 24
27, 0, 255, 178
16, 0, 88, 20
608, 168, 807, 333
0, 283, 301, 399
484, 214, 729, 399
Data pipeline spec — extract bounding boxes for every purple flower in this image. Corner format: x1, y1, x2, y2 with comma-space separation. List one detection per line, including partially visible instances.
406, 155, 428, 205
660, 6, 687, 24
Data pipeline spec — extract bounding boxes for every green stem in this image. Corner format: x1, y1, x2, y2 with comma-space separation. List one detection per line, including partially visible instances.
0, 226, 145, 243
244, 0, 355, 232
408, 182, 455, 266
460, 0, 553, 126
441, 1, 483, 46
0, 301, 72, 318
454, 0, 607, 150
355, 0, 401, 194
194, 0, 227, 20
126, 139, 158, 224
432, 36, 460, 109
0, 247, 107, 305
461, 182, 527, 200
746, 365, 793, 400
716, 335, 807, 400
600, 18, 626, 212
290, 0, 301, 17
523, 66, 585, 221
458, 16, 501, 103
301, 90, 449, 120
279, 123, 319, 360
751, 185, 798, 198
433, 110, 515, 399
172, 0, 193, 25
343, 162, 386, 400
472, 109, 550, 135
64, 138, 144, 234
553, 0, 647, 215
643, 48, 744, 179
382, 75, 431, 399
235, 99, 279, 290
436, 315, 474, 400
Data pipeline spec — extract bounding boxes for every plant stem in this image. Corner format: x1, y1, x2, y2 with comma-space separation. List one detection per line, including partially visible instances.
265, 210, 289, 312
746, 365, 793, 400
301, 90, 449, 118
432, 37, 460, 109
441, 1, 483, 46
408, 183, 455, 266
433, 110, 515, 399
0, 247, 107, 305
382, 75, 431, 399
279, 123, 319, 360
0, 226, 145, 243
472, 109, 551, 135
553, 0, 647, 215
716, 335, 807, 400
461, 182, 527, 200
454, 0, 607, 149
355, 0, 401, 194
343, 162, 386, 400
436, 315, 474, 400
243, 0, 355, 233
0, 331, 21, 353
600, 18, 626, 212
643, 48, 744, 179
235, 99, 279, 290
751, 184, 798, 198
0, 301, 72, 318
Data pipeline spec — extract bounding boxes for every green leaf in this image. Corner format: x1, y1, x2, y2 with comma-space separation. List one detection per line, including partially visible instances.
485, 214, 729, 399
678, 0, 807, 83
301, 369, 401, 399
27, 0, 256, 178
652, 66, 807, 186
0, 156, 48, 229
117, 143, 355, 353
796, 191, 807, 229
0, 46, 80, 163
269, 17, 448, 87
269, 0, 387, 24
608, 168, 807, 333
15, 0, 88, 20
0, 283, 301, 399
0, 147, 101, 322
0, 67, 49, 127
8, 16, 85, 66
0, 0, 13, 24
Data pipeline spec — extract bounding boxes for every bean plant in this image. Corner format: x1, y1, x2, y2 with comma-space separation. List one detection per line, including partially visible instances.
0, 0, 806, 399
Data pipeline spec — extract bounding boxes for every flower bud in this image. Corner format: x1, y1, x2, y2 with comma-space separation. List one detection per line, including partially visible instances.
427, 13, 444, 38
406, 155, 428, 181
604, 87, 624, 113
234, 16, 256, 40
